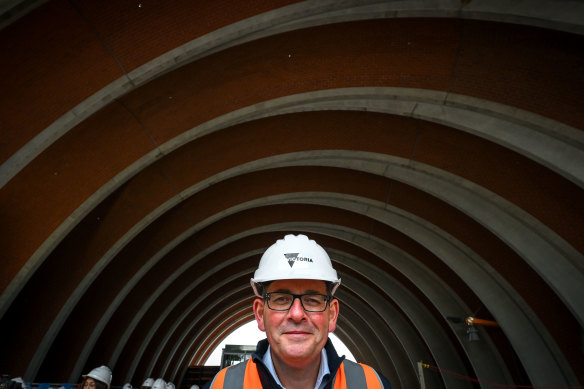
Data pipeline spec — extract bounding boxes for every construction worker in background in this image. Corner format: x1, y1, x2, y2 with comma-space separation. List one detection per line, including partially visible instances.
165, 382, 175, 389
151, 379, 166, 389
10, 378, 27, 389
0, 376, 24, 389
81, 366, 112, 389
205, 234, 392, 388
141, 378, 154, 389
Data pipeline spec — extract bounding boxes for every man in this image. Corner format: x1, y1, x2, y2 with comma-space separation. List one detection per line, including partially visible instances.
206, 234, 391, 388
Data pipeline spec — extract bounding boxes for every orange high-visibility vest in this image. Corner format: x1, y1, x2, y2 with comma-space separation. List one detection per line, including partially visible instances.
210, 357, 384, 388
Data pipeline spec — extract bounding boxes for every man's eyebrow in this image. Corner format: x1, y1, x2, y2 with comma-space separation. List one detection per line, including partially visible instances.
270, 289, 325, 294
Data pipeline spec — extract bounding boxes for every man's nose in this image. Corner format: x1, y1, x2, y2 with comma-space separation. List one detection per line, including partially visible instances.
288, 296, 306, 319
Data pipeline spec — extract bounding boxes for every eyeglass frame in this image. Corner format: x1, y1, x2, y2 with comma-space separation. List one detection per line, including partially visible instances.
263, 292, 333, 312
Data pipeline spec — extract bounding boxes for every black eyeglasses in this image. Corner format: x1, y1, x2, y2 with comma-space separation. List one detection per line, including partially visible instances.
264, 292, 331, 312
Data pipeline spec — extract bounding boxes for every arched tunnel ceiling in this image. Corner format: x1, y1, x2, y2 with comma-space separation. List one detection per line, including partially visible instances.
1, 1, 583, 388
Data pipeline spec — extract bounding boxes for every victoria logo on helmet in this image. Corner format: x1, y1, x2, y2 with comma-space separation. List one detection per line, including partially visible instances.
284, 253, 314, 267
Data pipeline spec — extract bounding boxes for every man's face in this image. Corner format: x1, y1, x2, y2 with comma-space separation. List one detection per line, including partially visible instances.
253, 279, 339, 368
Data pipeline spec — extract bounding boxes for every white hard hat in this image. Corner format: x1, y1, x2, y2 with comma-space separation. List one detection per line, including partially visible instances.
190, 386, 200, 389
142, 379, 154, 388
83, 365, 112, 389
151, 379, 166, 389
165, 383, 175, 389
11, 377, 27, 389
250, 234, 341, 296
123, 384, 132, 389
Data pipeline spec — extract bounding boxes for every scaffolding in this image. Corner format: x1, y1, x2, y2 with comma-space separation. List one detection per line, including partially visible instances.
220, 345, 256, 369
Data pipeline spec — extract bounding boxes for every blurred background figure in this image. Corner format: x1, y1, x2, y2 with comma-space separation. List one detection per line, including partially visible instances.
164, 382, 174, 389
10, 378, 26, 389
151, 379, 165, 389
81, 366, 112, 389
140, 379, 153, 389
122, 383, 132, 389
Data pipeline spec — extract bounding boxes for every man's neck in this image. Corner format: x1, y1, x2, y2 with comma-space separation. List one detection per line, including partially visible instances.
270, 350, 321, 389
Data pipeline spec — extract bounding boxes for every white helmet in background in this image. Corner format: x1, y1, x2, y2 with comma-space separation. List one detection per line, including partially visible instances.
250, 234, 341, 296
151, 379, 166, 389
165, 383, 175, 389
83, 366, 112, 389
11, 378, 27, 389
190, 386, 200, 389
142, 379, 154, 388
123, 383, 132, 389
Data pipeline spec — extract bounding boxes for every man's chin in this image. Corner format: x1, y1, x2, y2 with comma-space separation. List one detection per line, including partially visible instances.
280, 348, 319, 366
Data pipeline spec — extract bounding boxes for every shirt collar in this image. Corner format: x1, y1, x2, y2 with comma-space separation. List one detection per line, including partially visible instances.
262, 345, 330, 389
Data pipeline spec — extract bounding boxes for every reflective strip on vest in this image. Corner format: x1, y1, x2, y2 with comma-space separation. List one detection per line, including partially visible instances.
334, 360, 383, 389
212, 358, 383, 388
211, 358, 260, 389
358, 363, 384, 389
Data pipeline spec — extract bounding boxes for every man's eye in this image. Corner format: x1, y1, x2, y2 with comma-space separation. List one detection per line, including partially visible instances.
304, 296, 322, 305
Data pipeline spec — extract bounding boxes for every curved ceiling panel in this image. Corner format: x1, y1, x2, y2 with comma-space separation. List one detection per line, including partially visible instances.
1, 1, 583, 389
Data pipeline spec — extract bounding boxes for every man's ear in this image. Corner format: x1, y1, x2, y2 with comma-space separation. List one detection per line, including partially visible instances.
328, 298, 339, 333
253, 298, 266, 331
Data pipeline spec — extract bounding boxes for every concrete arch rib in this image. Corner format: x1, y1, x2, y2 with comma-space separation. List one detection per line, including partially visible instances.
28, 150, 578, 383
153, 250, 262, 378
183, 308, 255, 374
170, 310, 252, 384
65, 158, 580, 378
115, 241, 265, 378
7, 86, 582, 347
124, 271, 251, 382
171, 294, 255, 381
335, 294, 410, 389
299, 223, 578, 386
165, 303, 257, 380
167, 302, 253, 382
156, 88, 584, 189
337, 276, 439, 389
261, 152, 584, 328
334, 252, 495, 389
331, 319, 368, 364
2, 0, 581, 188
136, 202, 563, 387
127, 202, 570, 386
6, 85, 581, 329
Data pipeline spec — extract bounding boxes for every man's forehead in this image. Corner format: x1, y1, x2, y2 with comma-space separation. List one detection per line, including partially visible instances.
267, 279, 327, 293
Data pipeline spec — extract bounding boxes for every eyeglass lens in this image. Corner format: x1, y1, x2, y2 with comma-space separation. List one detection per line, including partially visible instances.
84, 383, 96, 388
266, 292, 329, 312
